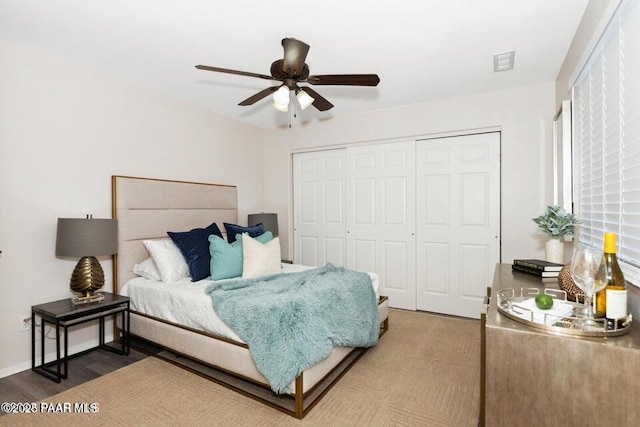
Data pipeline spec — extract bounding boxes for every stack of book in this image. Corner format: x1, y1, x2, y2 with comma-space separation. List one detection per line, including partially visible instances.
511, 259, 564, 278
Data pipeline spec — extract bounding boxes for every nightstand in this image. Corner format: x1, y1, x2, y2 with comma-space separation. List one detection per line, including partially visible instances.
31, 292, 130, 382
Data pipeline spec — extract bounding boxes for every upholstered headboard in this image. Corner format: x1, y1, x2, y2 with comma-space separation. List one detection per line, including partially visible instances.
111, 175, 238, 293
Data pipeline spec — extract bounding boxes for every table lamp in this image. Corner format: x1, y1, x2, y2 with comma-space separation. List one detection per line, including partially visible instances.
248, 213, 278, 237
56, 215, 118, 305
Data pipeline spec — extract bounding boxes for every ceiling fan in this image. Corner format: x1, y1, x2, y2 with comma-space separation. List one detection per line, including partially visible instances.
195, 38, 380, 112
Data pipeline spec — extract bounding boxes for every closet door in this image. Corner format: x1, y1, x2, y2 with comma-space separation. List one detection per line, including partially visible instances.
293, 150, 346, 267
346, 141, 416, 310
416, 132, 500, 318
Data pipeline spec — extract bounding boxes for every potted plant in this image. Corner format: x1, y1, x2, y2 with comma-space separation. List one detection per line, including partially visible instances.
532, 205, 581, 263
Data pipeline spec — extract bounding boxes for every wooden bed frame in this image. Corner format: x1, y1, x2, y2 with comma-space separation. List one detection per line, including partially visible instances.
111, 175, 389, 419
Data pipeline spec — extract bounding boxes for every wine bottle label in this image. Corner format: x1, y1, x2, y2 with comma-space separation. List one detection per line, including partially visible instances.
606, 289, 627, 319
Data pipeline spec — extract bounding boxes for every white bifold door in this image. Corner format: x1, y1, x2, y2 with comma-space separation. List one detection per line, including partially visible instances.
292, 132, 500, 318
345, 141, 416, 310
415, 133, 500, 318
293, 149, 346, 267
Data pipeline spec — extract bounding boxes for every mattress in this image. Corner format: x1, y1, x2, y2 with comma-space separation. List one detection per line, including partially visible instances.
121, 263, 380, 344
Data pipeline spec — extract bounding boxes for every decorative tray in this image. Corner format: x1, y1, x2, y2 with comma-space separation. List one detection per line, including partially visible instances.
497, 287, 632, 337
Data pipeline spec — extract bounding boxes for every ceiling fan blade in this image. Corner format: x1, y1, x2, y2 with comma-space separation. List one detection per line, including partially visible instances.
300, 87, 334, 111
238, 86, 279, 106
307, 74, 380, 86
281, 38, 310, 76
195, 65, 275, 81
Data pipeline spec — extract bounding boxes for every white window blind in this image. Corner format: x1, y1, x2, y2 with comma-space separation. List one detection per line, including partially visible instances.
573, 0, 640, 282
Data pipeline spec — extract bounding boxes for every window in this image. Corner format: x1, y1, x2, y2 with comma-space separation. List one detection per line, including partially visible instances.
573, 0, 640, 284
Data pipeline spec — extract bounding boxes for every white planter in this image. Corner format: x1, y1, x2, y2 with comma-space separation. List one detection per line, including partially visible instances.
545, 238, 565, 264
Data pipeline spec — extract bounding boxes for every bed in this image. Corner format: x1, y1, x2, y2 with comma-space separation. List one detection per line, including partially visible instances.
111, 175, 389, 418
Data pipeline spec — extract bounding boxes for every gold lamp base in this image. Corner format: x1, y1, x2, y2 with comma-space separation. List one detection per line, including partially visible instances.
69, 256, 106, 306
71, 293, 105, 305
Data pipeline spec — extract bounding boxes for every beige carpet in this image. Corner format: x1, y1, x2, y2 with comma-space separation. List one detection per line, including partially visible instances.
3, 310, 480, 427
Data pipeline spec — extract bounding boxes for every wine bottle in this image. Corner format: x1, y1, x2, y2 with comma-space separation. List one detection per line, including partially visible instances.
594, 232, 627, 327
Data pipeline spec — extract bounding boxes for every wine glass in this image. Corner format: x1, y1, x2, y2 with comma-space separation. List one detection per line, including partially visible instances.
570, 244, 605, 319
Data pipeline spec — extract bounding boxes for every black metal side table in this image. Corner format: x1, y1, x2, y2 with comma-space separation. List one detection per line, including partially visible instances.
31, 292, 130, 382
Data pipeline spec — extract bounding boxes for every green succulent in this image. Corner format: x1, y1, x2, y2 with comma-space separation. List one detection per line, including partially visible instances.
532, 205, 581, 238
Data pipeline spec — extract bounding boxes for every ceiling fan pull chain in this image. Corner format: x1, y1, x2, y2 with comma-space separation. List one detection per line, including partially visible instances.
289, 95, 295, 128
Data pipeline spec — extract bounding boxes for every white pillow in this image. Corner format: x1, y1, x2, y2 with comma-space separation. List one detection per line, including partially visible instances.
242, 234, 281, 279
143, 239, 190, 283
132, 257, 161, 281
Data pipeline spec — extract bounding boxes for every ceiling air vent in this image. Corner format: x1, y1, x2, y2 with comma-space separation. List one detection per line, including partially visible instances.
493, 51, 515, 72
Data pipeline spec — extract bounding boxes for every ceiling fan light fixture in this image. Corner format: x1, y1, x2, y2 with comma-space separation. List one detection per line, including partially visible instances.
272, 86, 290, 112
272, 101, 289, 112
296, 90, 315, 110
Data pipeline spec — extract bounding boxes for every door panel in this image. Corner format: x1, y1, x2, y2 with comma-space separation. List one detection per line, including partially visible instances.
347, 141, 416, 310
424, 242, 449, 294
293, 150, 346, 267
324, 180, 343, 223
383, 241, 409, 290
324, 237, 344, 266
425, 175, 450, 224
354, 179, 376, 225
384, 177, 408, 224
416, 132, 500, 318
460, 244, 490, 298
353, 239, 376, 273
299, 182, 318, 223
300, 236, 319, 266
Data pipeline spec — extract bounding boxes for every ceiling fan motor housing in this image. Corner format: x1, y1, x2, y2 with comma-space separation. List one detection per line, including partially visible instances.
270, 60, 309, 81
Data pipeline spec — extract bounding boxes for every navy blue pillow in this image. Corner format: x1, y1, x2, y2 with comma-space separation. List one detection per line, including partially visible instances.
168, 222, 223, 282
223, 222, 265, 243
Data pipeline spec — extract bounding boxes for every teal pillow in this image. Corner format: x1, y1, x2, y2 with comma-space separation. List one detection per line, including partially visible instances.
209, 231, 273, 280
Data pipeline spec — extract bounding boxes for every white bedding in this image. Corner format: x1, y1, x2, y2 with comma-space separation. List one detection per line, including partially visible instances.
121, 263, 380, 344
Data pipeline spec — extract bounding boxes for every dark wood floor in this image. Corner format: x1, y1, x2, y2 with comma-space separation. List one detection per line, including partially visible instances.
0, 346, 148, 416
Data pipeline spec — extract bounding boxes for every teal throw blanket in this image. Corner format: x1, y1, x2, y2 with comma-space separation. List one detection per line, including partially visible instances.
205, 263, 380, 393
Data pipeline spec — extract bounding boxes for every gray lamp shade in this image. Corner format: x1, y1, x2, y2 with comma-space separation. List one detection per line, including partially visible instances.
56, 218, 118, 257
248, 213, 278, 237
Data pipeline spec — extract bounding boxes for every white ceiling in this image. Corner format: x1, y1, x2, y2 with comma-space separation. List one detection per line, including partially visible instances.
0, 0, 589, 129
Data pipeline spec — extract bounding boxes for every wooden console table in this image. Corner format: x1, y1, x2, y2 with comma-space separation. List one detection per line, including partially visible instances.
482, 264, 640, 427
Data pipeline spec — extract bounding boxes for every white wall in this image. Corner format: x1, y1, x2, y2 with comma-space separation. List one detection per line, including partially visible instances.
263, 82, 557, 265
0, 39, 264, 377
